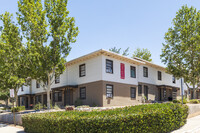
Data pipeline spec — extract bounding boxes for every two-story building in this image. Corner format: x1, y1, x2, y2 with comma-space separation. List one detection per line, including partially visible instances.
17, 49, 185, 108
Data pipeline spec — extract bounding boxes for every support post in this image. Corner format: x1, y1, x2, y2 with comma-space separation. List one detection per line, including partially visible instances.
181, 78, 184, 105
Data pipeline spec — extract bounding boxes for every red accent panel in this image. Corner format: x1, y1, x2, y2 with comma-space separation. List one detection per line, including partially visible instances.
120, 63, 125, 79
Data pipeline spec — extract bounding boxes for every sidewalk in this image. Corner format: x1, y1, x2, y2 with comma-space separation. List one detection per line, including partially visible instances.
0, 124, 25, 133
173, 115, 200, 133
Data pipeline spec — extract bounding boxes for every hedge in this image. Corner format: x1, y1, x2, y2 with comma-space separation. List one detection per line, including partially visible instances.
22, 103, 188, 133
189, 99, 199, 104
11, 106, 25, 112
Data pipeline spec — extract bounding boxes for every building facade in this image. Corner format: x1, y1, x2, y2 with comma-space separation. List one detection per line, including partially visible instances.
17, 49, 186, 108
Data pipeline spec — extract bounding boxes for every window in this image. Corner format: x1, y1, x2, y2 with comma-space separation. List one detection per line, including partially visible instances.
138, 85, 142, 95
55, 75, 60, 84
54, 92, 62, 102
35, 95, 41, 104
36, 81, 40, 88
158, 71, 162, 80
80, 87, 86, 99
79, 64, 86, 77
144, 85, 148, 100
130, 87, 136, 98
130, 66, 136, 78
172, 76, 176, 83
106, 85, 113, 98
106, 59, 113, 74
21, 86, 24, 92
143, 67, 148, 77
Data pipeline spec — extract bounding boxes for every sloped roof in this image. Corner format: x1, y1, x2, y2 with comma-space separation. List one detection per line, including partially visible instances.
66, 49, 145, 66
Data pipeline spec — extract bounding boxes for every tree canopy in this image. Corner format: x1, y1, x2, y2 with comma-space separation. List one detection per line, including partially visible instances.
0, 12, 27, 106
17, 0, 79, 109
109, 47, 129, 56
160, 5, 200, 99
132, 48, 152, 62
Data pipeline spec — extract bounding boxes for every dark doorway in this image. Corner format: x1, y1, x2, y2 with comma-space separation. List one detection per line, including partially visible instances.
64, 89, 73, 106
144, 86, 148, 100
43, 94, 47, 106
158, 88, 162, 101
25, 97, 28, 108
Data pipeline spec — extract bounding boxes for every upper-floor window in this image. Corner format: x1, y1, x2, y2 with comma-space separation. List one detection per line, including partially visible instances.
80, 87, 86, 99
106, 59, 113, 74
106, 84, 113, 98
55, 75, 60, 84
79, 64, 86, 77
21, 86, 24, 92
138, 85, 142, 95
130, 87, 136, 98
172, 76, 176, 84
143, 67, 148, 77
36, 81, 40, 88
130, 66, 136, 78
158, 71, 162, 80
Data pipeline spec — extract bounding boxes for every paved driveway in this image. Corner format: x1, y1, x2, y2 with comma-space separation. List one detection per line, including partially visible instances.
173, 115, 200, 133
0, 124, 25, 133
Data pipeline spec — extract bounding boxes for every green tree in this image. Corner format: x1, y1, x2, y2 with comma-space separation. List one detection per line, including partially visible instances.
160, 5, 200, 99
17, 0, 79, 109
0, 88, 9, 107
132, 48, 152, 62
109, 47, 129, 56
0, 12, 27, 106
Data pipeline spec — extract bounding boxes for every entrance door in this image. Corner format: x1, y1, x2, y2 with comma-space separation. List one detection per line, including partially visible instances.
25, 97, 28, 108
144, 86, 148, 100
158, 88, 162, 101
43, 94, 47, 106
65, 89, 73, 105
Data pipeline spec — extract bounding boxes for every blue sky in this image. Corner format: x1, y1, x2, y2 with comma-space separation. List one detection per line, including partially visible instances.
1, 0, 200, 66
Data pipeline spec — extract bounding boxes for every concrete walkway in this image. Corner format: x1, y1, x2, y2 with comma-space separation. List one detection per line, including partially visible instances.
173, 115, 200, 133
0, 124, 25, 133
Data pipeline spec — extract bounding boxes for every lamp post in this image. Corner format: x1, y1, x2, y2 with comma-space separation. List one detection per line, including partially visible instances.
181, 78, 184, 105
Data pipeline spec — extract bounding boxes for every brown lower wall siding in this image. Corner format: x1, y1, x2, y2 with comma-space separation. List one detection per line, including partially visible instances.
77, 81, 103, 107
77, 80, 140, 107
138, 82, 159, 101
102, 81, 140, 107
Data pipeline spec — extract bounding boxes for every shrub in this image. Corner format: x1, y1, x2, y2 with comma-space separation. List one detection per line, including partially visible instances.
182, 98, 188, 104
11, 106, 25, 112
173, 99, 181, 103
91, 102, 98, 107
34, 103, 47, 110
65, 106, 75, 111
173, 98, 187, 104
54, 104, 61, 110
74, 99, 82, 107
189, 99, 199, 104
22, 103, 188, 133
76, 105, 90, 108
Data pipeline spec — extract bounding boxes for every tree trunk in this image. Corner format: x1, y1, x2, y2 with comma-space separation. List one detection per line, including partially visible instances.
193, 83, 196, 99
47, 74, 51, 110
14, 89, 18, 107
5, 99, 8, 108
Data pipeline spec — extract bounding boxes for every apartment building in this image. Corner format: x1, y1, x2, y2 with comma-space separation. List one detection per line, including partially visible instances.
17, 49, 185, 108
